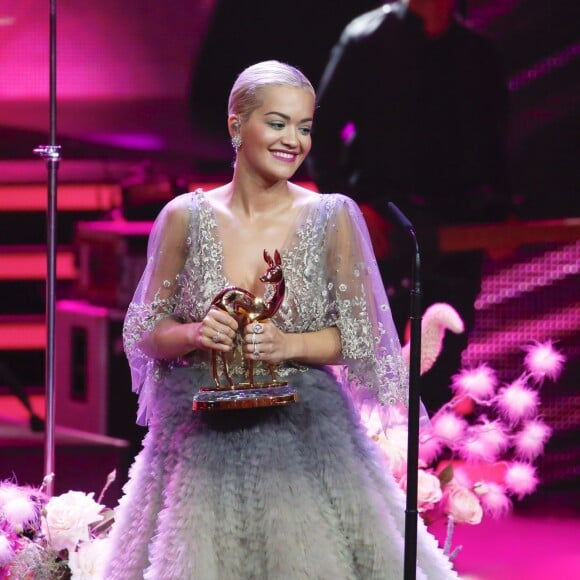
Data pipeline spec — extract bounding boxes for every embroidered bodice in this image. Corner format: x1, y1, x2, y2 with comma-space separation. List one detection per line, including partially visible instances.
123, 190, 409, 424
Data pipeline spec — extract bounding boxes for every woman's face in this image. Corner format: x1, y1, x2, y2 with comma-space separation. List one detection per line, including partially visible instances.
236, 85, 315, 184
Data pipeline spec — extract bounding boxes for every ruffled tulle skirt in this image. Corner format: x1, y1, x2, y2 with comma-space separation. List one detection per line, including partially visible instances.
104, 366, 457, 579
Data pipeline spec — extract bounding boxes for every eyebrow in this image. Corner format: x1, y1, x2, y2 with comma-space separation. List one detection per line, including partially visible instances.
264, 111, 313, 123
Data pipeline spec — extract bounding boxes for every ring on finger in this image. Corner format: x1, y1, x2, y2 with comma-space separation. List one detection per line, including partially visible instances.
252, 322, 264, 334
253, 343, 260, 356
212, 331, 222, 343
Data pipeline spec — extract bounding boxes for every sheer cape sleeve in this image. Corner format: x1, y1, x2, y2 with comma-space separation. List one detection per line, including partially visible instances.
122, 195, 193, 425
325, 194, 429, 430
122, 190, 428, 429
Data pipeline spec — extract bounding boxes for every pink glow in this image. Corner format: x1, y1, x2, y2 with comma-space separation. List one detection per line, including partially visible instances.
79, 132, 166, 151
0, 3, 216, 99
76, 221, 153, 236
340, 122, 356, 144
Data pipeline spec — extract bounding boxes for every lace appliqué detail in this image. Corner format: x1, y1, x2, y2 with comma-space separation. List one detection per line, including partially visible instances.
334, 274, 408, 407
123, 191, 409, 421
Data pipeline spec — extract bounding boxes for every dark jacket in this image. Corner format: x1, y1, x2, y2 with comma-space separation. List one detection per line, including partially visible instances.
309, 3, 510, 224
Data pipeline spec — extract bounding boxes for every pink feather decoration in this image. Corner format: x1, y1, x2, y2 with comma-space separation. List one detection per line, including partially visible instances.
0, 484, 38, 531
473, 420, 509, 457
450, 466, 473, 489
459, 431, 499, 462
3, 496, 38, 531
0, 483, 23, 506
523, 340, 566, 383
504, 462, 538, 499
418, 431, 444, 465
497, 379, 539, 422
451, 364, 498, 400
474, 481, 512, 518
514, 420, 552, 460
432, 411, 468, 442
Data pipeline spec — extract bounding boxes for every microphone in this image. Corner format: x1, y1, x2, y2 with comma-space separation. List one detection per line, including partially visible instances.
387, 201, 414, 232
387, 201, 421, 580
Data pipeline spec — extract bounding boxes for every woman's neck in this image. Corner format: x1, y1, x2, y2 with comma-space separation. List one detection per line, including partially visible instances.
229, 172, 294, 218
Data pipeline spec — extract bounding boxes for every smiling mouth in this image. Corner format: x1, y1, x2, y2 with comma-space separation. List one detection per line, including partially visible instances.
271, 150, 297, 162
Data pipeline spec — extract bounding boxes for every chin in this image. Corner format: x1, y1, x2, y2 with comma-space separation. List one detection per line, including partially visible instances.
267, 168, 299, 183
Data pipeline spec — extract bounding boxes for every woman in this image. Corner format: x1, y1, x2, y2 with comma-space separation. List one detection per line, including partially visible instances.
105, 60, 457, 579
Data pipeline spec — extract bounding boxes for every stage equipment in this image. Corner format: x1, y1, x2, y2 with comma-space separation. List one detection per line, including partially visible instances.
120, 161, 186, 221
32, 0, 59, 496
388, 202, 422, 580
193, 250, 298, 411
74, 220, 150, 308
54, 299, 144, 447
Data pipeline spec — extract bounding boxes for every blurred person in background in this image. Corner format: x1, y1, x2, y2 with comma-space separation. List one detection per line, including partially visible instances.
309, 0, 512, 413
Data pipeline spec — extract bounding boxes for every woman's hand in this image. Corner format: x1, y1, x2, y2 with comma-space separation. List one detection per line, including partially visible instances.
243, 320, 288, 364
243, 323, 341, 366
194, 307, 238, 353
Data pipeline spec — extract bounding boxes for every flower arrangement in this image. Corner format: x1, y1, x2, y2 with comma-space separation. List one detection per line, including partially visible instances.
367, 338, 565, 559
0, 472, 115, 579
0, 299, 566, 574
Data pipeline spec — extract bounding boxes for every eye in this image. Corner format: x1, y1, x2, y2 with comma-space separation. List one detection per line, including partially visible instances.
298, 126, 312, 136
267, 121, 285, 130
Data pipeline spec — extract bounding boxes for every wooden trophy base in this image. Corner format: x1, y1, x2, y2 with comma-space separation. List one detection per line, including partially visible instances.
192, 382, 297, 411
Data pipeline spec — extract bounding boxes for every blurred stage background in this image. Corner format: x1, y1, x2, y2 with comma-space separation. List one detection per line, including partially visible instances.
0, 2, 578, 577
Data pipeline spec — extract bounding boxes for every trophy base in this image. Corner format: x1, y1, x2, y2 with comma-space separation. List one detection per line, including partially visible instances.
192, 382, 297, 411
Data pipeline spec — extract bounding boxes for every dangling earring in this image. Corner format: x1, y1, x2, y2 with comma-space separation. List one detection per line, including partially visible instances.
231, 134, 242, 152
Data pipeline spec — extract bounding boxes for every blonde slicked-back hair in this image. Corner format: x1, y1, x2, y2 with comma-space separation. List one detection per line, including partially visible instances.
227, 60, 316, 122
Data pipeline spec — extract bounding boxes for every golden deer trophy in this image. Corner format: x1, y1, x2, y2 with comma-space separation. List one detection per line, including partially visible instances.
193, 250, 298, 411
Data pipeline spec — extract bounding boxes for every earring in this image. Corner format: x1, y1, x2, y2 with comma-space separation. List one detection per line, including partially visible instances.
231, 134, 242, 152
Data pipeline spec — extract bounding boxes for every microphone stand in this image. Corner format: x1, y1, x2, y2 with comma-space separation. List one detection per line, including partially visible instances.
387, 202, 422, 580
33, 0, 61, 498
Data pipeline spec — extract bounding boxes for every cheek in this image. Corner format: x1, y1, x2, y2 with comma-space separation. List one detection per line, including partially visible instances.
244, 124, 269, 146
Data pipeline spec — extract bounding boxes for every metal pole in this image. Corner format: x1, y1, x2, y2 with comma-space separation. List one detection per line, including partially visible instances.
33, 0, 61, 498
404, 238, 421, 580
387, 202, 422, 580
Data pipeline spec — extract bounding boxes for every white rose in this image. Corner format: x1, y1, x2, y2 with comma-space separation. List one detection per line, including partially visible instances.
69, 537, 112, 580
399, 470, 443, 512
444, 484, 483, 525
42, 491, 104, 552
375, 426, 408, 478
416, 470, 443, 511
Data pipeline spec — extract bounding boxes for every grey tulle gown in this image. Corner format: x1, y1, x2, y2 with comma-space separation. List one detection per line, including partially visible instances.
104, 191, 458, 579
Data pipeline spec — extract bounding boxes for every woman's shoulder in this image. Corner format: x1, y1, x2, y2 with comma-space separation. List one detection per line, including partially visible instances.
161, 188, 216, 214
151, 191, 204, 232
290, 183, 356, 206
162, 190, 197, 210
315, 191, 361, 214
288, 181, 318, 199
